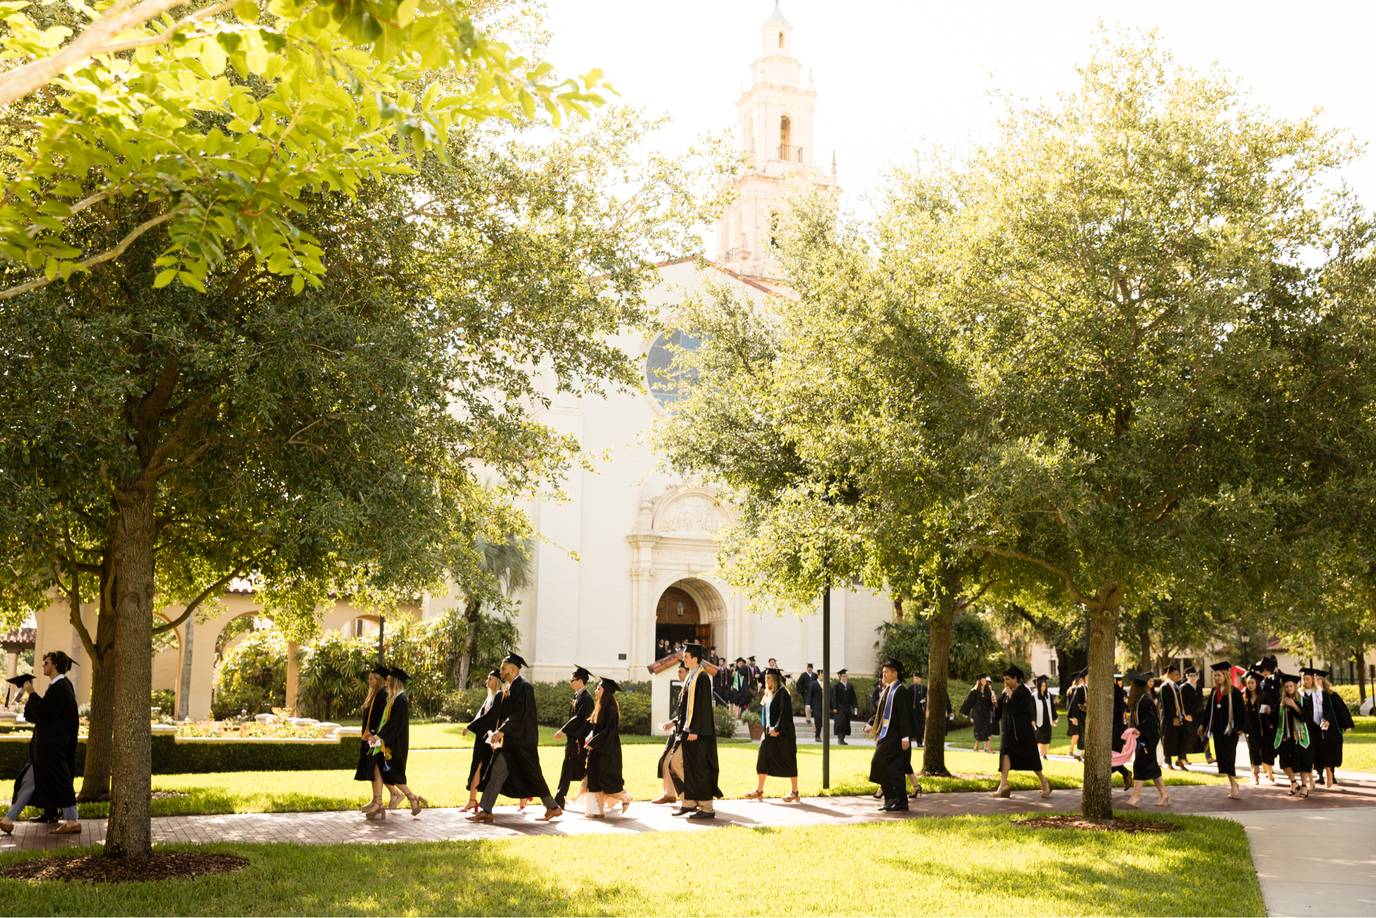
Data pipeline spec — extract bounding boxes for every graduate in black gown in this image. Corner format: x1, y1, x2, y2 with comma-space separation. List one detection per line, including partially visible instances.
1305, 669, 1354, 789
1125, 672, 1169, 808
1, 652, 81, 836
797, 664, 817, 725
747, 668, 800, 801
1158, 663, 1189, 769
674, 643, 722, 819
1032, 675, 1057, 759
355, 664, 389, 816
910, 673, 928, 747
1109, 674, 1133, 791
960, 675, 997, 753
868, 660, 914, 811
654, 661, 689, 805
1241, 670, 1276, 785
1179, 667, 1201, 762
1254, 657, 1281, 780
463, 669, 504, 812
831, 670, 857, 744
583, 677, 632, 817
991, 665, 1050, 798
471, 653, 562, 822
553, 666, 595, 809
1201, 661, 1245, 799
807, 674, 825, 740
1065, 669, 1087, 760
369, 667, 428, 818
1275, 672, 1314, 797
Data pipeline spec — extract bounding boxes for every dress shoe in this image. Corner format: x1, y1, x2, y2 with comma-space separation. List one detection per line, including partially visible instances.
540, 806, 563, 821
466, 811, 494, 823
0, 818, 14, 835
883, 804, 909, 813
672, 807, 698, 816
650, 794, 676, 805
50, 822, 81, 835
686, 810, 715, 820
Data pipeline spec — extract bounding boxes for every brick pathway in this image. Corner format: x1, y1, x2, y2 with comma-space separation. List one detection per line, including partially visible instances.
2, 779, 1372, 851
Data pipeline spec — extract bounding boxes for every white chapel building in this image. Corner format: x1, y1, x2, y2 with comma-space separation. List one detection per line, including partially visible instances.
498, 4, 890, 684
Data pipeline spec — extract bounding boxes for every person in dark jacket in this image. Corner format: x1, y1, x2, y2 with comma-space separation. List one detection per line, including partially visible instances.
463, 670, 504, 812
1241, 670, 1276, 785
1032, 675, 1057, 758
583, 677, 631, 817
796, 664, 817, 725
367, 667, 427, 818
808, 674, 825, 740
831, 670, 858, 744
1157, 663, 1189, 769
2, 651, 81, 835
1125, 672, 1170, 808
355, 664, 390, 816
1201, 661, 1246, 800
868, 660, 914, 811
1276, 672, 1314, 796
991, 665, 1051, 798
553, 666, 595, 809
674, 643, 722, 819
1064, 669, 1087, 760
746, 669, 799, 801
910, 673, 928, 747
1180, 667, 1204, 761
1306, 669, 1354, 789
471, 653, 562, 822
960, 675, 997, 753
654, 661, 690, 805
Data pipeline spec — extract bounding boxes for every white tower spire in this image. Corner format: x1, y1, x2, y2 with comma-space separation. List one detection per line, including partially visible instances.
717, 2, 838, 281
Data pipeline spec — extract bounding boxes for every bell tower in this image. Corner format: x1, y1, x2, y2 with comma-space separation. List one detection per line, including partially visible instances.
717, 1, 838, 281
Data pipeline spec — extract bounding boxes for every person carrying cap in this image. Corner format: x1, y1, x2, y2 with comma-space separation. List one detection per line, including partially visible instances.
552, 666, 595, 809
1065, 668, 1087, 760
1303, 667, 1353, 789
991, 664, 1051, 799
960, 674, 996, 754
463, 668, 506, 813
745, 667, 800, 802
1276, 671, 1314, 796
471, 653, 562, 822
583, 677, 632, 817
367, 666, 427, 818
653, 660, 691, 806
1124, 672, 1170, 808
867, 659, 914, 812
1, 651, 80, 836
673, 643, 722, 819
356, 663, 392, 817
1202, 661, 1246, 799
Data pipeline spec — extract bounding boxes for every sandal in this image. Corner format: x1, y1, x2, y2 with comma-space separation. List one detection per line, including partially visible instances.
410, 795, 428, 816
783, 792, 801, 803
743, 790, 764, 800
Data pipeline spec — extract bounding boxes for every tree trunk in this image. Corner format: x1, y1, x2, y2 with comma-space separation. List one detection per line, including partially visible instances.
1356, 649, 1367, 704
1136, 617, 1151, 674
921, 577, 957, 777
1080, 585, 1122, 821
457, 598, 480, 690
79, 570, 118, 802
104, 485, 156, 858
175, 615, 194, 721
1054, 640, 1087, 696
892, 596, 905, 624
284, 640, 300, 713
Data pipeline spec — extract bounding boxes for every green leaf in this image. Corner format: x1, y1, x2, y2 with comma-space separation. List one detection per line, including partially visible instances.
153, 267, 178, 288
201, 38, 227, 76
234, 0, 258, 22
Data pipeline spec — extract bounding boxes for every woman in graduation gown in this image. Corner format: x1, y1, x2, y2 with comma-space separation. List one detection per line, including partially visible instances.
960, 675, 996, 753
584, 677, 632, 817
990, 665, 1050, 799
1032, 675, 1057, 759
1275, 672, 1314, 797
368, 667, 428, 818
1242, 671, 1276, 785
1125, 672, 1169, 808
1201, 661, 1245, 799
1065, 669, 1087, 760
1310, 671, 1355, 789
355, 664, 389, 815
745, 668, 800, 802
463, 670, 504, 813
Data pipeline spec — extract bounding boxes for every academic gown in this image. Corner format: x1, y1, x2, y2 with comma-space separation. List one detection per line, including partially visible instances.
374, 691, 411, 786
465, 692, 502, 787
1276, 694, 1315, 772
831, 680, 857, 739
1132, 694, 1163, 781
557, 689, 594, 791
1180, 680, 1204, 753
996, 683, 1041, 771
868, 682, 914, 802
807, 679, 824, 736
1033, 690, 1056, 745
1255, 677, 1280, 765
22, 678, 78, 810
1311, 690, 1354, 770
479, 676, 553, 800
756, 690, 798, 778
586, 702, 624, 794
354, 688, 388, 781
1158, 680, 1189, 759
911, 683, 928, 745
1065, 685, 1086, 739
1111, 686, 1129, 760
1202, 686, 1245, 777
961, 686, 997, 741
657, 686, 685, 783
1244, 694, 1269, 767
678, 669, 722, 801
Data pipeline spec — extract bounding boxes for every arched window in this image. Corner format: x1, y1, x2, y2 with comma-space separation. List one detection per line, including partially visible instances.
646, 330, 702, 407
779, 115, 792, 160
778, 31, 785, 49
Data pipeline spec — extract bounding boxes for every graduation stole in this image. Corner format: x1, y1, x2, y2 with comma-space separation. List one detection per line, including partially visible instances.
372, 690, 403, 761
874, 681, 897, 740
1165, 680, 1183, 725
761, 691, 775, 732
684, 667, 703, 731
1208, 687, 1235, 739
1274, 698, 1310, 750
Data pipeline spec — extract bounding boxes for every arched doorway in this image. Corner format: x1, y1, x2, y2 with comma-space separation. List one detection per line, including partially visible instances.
654, 578, 725, 660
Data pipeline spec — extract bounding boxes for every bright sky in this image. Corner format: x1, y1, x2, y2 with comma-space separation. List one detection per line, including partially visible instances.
545, 1, 1376, 225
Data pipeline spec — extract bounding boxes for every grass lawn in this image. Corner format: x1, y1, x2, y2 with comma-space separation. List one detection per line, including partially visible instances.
0, 814, 1263, 916
59, 739, 1215, 819
1339, 716, 1375, 772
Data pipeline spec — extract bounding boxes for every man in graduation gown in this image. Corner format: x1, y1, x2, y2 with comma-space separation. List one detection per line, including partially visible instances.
552, 666, 595, 809
674, 643, 722, 819
1158, 663, 1189, 769
797, 664, 817, 725
1179, 667, 1201, 761
992, 664, 1051, 798
470, 653, 562, 823
1, 652, 80, 835
910, 672, 928, 747
654, 661, 690, 805
808, 674, 825, 740
868, 660, 913, 812
832, 670, 857, 744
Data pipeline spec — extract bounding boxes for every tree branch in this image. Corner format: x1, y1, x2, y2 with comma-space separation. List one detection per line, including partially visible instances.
954, 577, 999, 611
0, 210, 180, 302
973, 544, 1089, 606
153, 560, 256, 635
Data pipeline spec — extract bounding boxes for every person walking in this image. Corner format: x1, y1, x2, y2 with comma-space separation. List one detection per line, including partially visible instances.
1065, 669, 1087, 760
470, 653, 562, 823
1305, 668, 1354, 789
1032, 675, 1057, 759
583, 677, 632, 817
868, 660, 914, 812
808, 672, 825, 741
961, 675, 996, 754
654, 661, 690, 805
1242, 670, 1276, 785
355, 664, 390, 816
463, 669, 504, 812
746, 668, 800, 802
1276, 672, 1314, 797
368, 667, 427, 818
1124, 672, 1170, 808
797, 664, 817, 725
1201, 661, 1245, 800
831, 670, 857, 745
0, 652, 80, 836
990, 665, 1051, 799
910, 673, 928, 748
553, 666, 594, 809
674, 643, 722, 820
1158, 663, 1189, 770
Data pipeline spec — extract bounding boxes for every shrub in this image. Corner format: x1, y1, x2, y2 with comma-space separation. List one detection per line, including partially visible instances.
617, 689, 651, 735
875, 614, 1001, 684
0, 735, 357, 776
212, 629, 286, 719
441, 688, 491, 724
150, 689, 176, 718
713, 704, 738, 738
298, 632, 375, 721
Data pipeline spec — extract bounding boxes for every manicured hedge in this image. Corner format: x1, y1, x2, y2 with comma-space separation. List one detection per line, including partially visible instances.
0, 735, 357, 777
440, 681, 655, 735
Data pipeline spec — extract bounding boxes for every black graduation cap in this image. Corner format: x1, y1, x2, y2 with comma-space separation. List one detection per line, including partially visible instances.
1003, 664, 1025, 680
975, 672, 988, 681
1075, 668, 1088, 679
1130, 672, 1152, 686
1280, 671, 1301, 685
1183, 666, 1198, 676
503, 652, 527, 669
682, 643, 706, 659
1263, 655, 1278, 671
599, 677, 621, 693
764, 667, 788, 681
911, 671, 925, 679
5, 674, 33, 688
571, 666, 592, 683
881, 659, 904, 676
487, 668, 501, 680
363, 664, 389, 679
1244, 670, 1263, 682
389, 667, 411, 683
1300, 666, 1328, 678
1164, 661, 1181, 674
1210, 661, 1232, 672
837, 668, 848, 676
1113, 673, 1124, 681
1034, 673, 1050, 684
